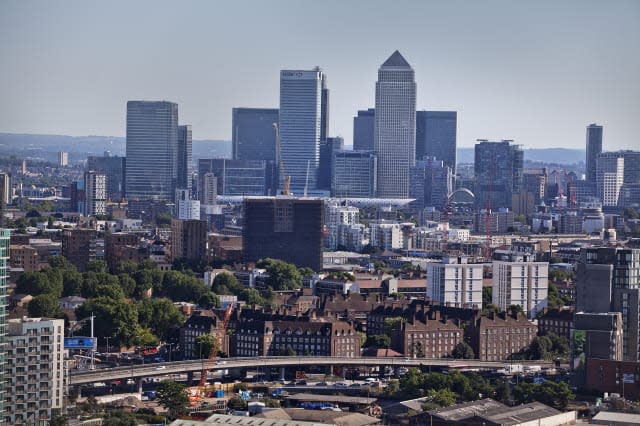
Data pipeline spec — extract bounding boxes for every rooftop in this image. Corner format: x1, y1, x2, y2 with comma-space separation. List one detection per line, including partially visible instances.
170, 414, 335, 426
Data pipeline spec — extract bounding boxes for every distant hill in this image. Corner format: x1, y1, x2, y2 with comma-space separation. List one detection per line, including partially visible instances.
457, 147, 584, 165
0, 132, 231, 163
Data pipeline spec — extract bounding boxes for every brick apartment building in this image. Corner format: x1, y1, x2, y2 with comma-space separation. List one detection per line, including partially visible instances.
105, 232, 147, 272
61, 228, 98, 272
466, 309, 537, 361
229, 310, 359, 358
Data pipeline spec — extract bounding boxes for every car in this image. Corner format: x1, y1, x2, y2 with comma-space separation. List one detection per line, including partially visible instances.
316, 381, 328, 386
333, 382, 347, 388
349, 383, 361, 388
154, 365, 166, 371
295, 380, 307, 386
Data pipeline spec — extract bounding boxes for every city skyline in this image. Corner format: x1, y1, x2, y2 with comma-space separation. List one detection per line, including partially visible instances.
0, 1, 638, 150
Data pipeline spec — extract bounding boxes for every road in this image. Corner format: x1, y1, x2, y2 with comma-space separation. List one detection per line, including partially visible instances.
69, 356, 552, 385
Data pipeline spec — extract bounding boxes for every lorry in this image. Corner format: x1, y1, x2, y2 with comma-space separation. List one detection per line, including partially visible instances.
497, 364, 524, 375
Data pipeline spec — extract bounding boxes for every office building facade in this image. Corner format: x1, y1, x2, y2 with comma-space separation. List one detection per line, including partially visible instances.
426, 256, 483, 309
409, 157, 453, 211
317, 136, 344, 191
492, 252, 549, 319
331, 150, 377, 198
4, 317, 65, 424
416, 110, 457, 173
0, 173, 11, 205
125, 100, 179, 199
87, 153, 124, 200
586, 123, 603, 185
232, 108, 279, 161
198, 158, 275, 196
243, 197, 324, 270
279, 69, 326, 194
374, 51, 416, 198
474, 140, 524, 210
353, 108, 375, 151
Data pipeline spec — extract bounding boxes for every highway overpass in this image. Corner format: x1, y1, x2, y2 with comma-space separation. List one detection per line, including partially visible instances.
69, 356, 552, 385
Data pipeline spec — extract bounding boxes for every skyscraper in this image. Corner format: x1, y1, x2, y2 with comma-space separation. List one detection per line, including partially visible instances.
474, 140, 524, 210
279, 68, 326, 194
353, 108, 375, 151
232, 108, 279, 161
416, 111, 457, 173
317, 136, 344, 191
374, 51, 416, 198
0, 173, 10, 206
0, 228, 8, 416
586, 123, 603, 185
198, 158, 275, 196
125, 100, 179, 199
177, 124, 192, 192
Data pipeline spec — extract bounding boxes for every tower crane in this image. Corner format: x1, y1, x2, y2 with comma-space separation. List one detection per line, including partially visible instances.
195, 303, 234, 397
272, 123, 291, 195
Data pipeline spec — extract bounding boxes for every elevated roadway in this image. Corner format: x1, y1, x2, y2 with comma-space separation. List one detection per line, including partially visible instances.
69, 356, 551, 385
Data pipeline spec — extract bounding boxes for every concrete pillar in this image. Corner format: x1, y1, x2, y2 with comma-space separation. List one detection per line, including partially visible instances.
280, 367, 286, 381
187, 371, 194, 384
136, 379, 143, 394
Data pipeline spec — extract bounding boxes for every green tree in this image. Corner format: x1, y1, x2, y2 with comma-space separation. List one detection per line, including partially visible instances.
422, 388, 457, 409
364, 334, 391, 349
211, 272, 242, 295
529, 335, 553, 360
81, 271, 121, 298
162, 270, 208, 302
156, 212, 172, 227
117, 274, 137, 298
482, 287, 493, 306
49, 414, 68, 426
452, 341, 475, 359
28, 294, 64, 318
86, 260, 108, 273
494, 379, 513, 403
102, 410, 137, 426
16, 269, 63, 297
240, 287, 266, 305
61, 269, 83, 296
257, 258, 303, 290
76, 297, 139, 347
198, 291, 220, 309
195, 334, 217, 359
157, 381, 189, 418
228, 395, 248, 411
137, 298, 185, 341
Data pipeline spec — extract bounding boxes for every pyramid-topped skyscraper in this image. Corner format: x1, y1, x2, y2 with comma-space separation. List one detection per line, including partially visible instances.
374, 50, 416, 198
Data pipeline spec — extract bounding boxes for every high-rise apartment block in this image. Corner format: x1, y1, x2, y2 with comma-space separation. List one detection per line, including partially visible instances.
0, 229, 9, 415
243, 197, 324, 270
177, 124, 192, 192
492, 252, 548, 319
176, 189, 200, 220
474, 140, 524, 210
58, 151, 68, 167
586, 123, 603, 185
324, 203, 360, 250
199, 172, 217, 205
374, 51, 416, 198
416, 111, 457, 173
0, 173, 10, 205
576, 247, 640, 361
171, 219, 208, 262
279, 68, 327, 194
426, 256, 483, 309
4, 317, 65, 424
87, 153, 124, 200
596, 151, 625, 207
331, 150, 377, 198
84, 171, 106, 217
125, 100, 179, 199
62, 229, 98, 272
232, 108, 279, 161
353, 108, 375, 151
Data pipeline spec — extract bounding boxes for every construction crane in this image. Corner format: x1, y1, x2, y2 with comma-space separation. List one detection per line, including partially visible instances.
196, 303, 234, 393
272, 123, 291, 195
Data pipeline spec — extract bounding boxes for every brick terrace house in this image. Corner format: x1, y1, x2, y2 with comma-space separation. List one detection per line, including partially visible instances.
179, 309, 229, 359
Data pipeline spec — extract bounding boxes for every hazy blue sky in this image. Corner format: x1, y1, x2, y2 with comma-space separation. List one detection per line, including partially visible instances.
1, 0, 638, 149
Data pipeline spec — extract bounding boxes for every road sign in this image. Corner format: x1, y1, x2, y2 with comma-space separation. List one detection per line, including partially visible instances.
295, 370, 306, 379
64, 337, 96, 349
623, 373, 634, 384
